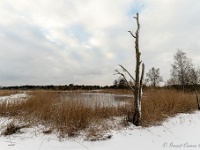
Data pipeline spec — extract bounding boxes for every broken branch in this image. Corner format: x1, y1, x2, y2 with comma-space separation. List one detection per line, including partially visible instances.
118, 64, 136, 83
114, 70, 135, 92
128, 31, 136, 38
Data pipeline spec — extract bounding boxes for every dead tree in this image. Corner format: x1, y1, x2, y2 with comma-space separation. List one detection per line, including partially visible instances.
190, 67, 200, 110
115, 13, 145, 126
194, 85, 200, 110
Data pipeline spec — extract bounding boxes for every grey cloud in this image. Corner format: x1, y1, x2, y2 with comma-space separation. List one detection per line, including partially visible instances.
0, 0, 200, 86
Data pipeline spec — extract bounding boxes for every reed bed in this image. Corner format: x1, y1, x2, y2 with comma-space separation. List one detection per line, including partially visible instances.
0, 91, 127, 137
0, 89, 198, 137
0, 90, 20, 96
141, 89, 197, 126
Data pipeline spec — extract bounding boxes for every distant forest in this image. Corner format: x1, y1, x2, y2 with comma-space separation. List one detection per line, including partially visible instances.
0, 84, 123, 91
1, 84, 200, 91
1, 84, 103, 90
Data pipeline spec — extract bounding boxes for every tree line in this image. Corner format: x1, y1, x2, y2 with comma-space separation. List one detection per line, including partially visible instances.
0, 84, 103, 91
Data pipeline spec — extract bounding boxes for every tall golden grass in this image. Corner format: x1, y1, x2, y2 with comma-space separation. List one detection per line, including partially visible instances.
141, 89, 197, 126
0, 89, 198, 137
0, 91, 127, 137
0, 90, 19, 96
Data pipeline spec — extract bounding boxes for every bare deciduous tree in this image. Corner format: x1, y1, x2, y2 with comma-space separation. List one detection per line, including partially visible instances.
115, 13, 144, 126
118, 78, 127, 89
146, 67, 163, 88
171, 49, 200, 110
166, 78, 177, 86
113, 79, 118, 87
171, 50, 193, 90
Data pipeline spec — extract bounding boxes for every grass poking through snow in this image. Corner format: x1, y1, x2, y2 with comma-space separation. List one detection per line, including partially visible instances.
0, 89, 198, 138
0, 91, 128, 137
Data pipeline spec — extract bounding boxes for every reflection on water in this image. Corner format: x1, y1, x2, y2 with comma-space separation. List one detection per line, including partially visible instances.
60, 93, 133, 107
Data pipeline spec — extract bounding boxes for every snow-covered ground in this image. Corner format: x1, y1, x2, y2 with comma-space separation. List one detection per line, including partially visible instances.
0, 111, 200, 150
1, 93, 200, 150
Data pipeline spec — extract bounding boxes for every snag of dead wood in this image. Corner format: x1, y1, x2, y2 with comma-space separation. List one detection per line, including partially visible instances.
115, 13, 145, 126
2, 122, 29, 136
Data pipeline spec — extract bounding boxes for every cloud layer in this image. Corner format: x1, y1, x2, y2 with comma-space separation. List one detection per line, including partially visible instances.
0, 0, 200, 86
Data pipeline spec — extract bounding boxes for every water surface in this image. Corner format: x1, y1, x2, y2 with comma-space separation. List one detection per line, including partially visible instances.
60, 92, 133, 107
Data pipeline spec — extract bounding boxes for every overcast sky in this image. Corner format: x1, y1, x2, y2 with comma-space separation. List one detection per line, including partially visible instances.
0, 0, 200, 86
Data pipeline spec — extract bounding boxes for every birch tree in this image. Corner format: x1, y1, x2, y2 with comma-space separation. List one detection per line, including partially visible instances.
171, 50, 193, 90
171, 49, 200, 109
115, 13, 145, 126
146, 67, 163, 88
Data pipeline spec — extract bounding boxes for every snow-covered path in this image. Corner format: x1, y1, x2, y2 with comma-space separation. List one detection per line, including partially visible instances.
1, 111, 200, 150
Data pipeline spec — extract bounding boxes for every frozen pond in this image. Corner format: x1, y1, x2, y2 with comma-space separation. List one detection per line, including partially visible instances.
60, 92, 133, 107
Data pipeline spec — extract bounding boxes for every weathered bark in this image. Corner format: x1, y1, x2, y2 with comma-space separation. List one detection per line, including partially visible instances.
114, 13, 144, 126
139, 64, 145, 103
195, 89, 200, 110
130, 13, 144, 126
193, 84, 200, 110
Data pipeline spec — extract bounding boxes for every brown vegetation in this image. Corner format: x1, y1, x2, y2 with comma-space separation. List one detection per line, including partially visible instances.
0, 91, 127, 137
0, 89, 198, 137
0, 90, 20, 96
141, 89, 197, 126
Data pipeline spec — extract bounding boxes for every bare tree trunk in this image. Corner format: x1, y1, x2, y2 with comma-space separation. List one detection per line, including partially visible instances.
115, 13, 144, 126
133, 63, 144, 125
130, 13, 144, 126
195, 89, 200, 110
193, 84, 200, 110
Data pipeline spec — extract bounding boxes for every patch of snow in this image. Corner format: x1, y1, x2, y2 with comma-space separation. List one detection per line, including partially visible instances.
0, 93, 27, 104
1, 111, 200, 150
